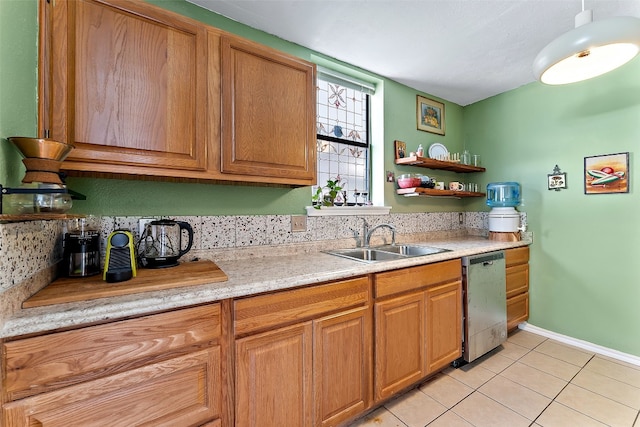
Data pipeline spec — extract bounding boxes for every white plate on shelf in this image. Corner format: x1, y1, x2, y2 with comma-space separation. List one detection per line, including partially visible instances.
428, 143, 449, 160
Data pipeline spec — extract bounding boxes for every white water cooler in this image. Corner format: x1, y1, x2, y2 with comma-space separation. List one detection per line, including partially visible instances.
486, 182, 522, 241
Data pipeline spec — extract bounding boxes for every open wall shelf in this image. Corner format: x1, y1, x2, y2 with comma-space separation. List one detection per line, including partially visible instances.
395, 155, 485, 173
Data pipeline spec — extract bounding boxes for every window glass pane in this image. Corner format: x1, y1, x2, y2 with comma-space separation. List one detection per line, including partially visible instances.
316, 80, 368, 147
316, 76, 370, 205
317, 140, 369, 205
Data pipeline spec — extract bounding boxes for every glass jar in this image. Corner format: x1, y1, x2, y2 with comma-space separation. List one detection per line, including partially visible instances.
3, 183, 72, 214
461, 150, 471, 165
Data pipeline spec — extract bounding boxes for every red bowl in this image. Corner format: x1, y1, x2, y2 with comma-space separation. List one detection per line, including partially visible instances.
397, 176, 422, 188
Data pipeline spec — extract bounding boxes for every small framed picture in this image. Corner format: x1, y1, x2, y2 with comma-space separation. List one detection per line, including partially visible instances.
548, 172, 567, 190
394, 140, 407, 159
584, 152, 629, 194
416, 95, 445, 135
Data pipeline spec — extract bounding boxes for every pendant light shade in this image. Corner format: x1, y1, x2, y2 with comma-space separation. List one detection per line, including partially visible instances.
533, 10, 640, 85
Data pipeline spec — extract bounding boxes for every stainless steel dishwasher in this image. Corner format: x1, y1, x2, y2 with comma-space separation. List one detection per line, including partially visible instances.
460, 251, 507, 364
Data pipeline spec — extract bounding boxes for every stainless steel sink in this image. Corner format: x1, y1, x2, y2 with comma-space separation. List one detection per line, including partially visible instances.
375, 244, 450, 257
325, 244, 449, 263
326, 248, 406, 262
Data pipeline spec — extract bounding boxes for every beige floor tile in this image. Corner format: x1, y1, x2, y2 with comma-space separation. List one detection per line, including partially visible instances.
427, 411, 474, 427
473, 352, 516, 374
451, 391, 530, 427
534, 340, 594, 367
501, 362, 568, 399
598, 354, 640, 371
520, 350, 581, 381
479, 375, 552, 421
419, 374, 474, 409
556, 384, 638, 426
384, 389, 446, 427
348, 407, 406, 427
507, 329, 547, 349
536, 402, 608, 427
572, 368, 640, 409
635, 413, 640, 427
585, 356, 640, 388
446, 363, 496, 389
495, 340, 530, 361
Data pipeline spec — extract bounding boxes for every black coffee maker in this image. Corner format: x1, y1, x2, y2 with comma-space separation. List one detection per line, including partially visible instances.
63, 217, 101, 277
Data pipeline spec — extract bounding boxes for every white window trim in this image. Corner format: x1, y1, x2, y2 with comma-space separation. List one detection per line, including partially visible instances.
305, 205, 391, 216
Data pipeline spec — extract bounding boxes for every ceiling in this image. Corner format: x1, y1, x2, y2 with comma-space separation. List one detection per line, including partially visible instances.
186, 0, 640, 106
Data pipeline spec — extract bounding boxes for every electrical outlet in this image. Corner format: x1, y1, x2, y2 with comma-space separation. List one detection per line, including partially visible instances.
291, 215, 307, 232
458, 212, 464, 225
138, 218, 154, 238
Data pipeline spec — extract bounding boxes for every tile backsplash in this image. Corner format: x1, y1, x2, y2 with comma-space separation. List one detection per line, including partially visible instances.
1, 211, 490, 293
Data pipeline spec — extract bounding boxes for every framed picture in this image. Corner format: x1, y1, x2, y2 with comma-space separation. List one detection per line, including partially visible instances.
416, 95, 445, 135
394, 140, 407, 159
584, 152, 629, 194
548, 172, 567, 190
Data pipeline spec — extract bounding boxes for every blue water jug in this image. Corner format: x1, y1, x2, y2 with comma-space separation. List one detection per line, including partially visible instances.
486, 182, 521, 208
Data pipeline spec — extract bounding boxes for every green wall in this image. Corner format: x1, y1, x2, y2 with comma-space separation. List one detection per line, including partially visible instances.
464, 57, 640, 357
0, 0, 38, 188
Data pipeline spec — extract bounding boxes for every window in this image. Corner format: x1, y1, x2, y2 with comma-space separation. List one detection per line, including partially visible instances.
316, 67, 374, 206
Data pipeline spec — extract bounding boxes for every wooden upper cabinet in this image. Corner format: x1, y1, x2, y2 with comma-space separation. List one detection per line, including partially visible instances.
44, 0, 209, 174
220, 35, 317, 184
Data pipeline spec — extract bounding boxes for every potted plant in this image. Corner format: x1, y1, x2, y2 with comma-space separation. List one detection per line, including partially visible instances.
312, 176, 344, 208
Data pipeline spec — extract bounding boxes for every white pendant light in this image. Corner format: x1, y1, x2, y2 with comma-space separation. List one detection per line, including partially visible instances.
533, 1, 640, 85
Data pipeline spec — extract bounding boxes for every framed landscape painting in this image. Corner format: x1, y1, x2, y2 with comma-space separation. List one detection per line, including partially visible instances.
584, 152, 629, 194
416, 95, 445, 135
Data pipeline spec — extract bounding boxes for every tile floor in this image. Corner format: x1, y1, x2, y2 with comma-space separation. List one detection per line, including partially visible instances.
349, 330, 640, 427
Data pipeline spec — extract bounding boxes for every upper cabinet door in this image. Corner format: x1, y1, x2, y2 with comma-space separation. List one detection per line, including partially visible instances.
45, 0, 208, 173
220, 36, 316, 183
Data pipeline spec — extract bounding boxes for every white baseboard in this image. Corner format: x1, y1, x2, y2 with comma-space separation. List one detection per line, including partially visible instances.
518, 322, 640, 367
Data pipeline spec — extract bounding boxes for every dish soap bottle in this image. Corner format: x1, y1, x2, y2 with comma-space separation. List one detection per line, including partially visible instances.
416, 144, 424, 157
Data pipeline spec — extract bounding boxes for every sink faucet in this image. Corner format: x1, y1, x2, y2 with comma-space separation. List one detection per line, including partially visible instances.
352, 218, 370, 248
364, 223, 396, 247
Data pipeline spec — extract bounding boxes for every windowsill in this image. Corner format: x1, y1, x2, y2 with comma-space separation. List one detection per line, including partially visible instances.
305, 206, 392, 216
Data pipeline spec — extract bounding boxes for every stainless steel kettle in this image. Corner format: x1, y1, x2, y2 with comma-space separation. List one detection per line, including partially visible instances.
140, 219, 194, 268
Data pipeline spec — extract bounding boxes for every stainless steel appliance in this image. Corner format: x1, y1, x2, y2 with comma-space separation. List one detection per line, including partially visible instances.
460, 251, 507, 363
140, 219, 194, 268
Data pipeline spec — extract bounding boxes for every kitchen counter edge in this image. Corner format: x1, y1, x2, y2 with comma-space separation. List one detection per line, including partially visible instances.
0, 237, 530, 339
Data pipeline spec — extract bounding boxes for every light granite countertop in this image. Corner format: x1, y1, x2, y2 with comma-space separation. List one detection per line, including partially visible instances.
0, 237, 530, 339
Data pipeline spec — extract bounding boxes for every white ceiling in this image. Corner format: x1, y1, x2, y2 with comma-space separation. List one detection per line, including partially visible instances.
186, 0, 640, 106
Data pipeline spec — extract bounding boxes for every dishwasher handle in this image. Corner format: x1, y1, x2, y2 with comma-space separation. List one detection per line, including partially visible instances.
463, 251, 504, 266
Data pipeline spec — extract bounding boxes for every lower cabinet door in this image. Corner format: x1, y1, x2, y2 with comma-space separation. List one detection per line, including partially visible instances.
374, 292, 425, 402
426, 281, 462, 373
2, 348, 221, 427
313, 306, 372, 427
235, 322, 313, 427
507, 292, 529, 331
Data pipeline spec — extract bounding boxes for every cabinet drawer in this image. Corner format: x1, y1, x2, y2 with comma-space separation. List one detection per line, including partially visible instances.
234, 276, 370, 336
507, 292, 529, 331
3, 304, 220, 401
3, 348, 220, 427
505, 246, 529, 267
374, 259, 461, 299
506, 263, 529, 298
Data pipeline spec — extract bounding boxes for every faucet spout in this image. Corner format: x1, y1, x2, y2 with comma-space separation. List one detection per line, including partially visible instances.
365, 223, 396, 247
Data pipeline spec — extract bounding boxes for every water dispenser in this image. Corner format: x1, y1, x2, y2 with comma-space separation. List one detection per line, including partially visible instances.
486, 182, 522, 235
